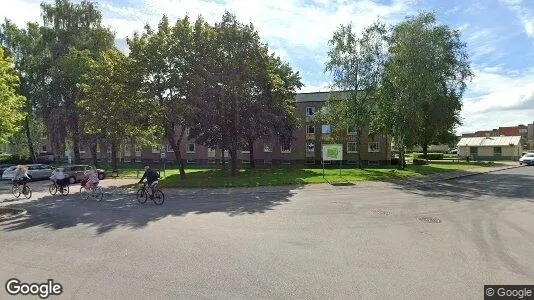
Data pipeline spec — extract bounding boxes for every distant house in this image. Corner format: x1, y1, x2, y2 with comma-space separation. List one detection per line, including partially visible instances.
457, 136, 522, 160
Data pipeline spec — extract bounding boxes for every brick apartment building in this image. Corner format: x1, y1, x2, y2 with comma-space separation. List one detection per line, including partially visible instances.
462, 125, 528, 140
33, 92, 392, 166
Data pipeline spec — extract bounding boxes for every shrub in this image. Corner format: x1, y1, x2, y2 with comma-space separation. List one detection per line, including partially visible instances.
413, 158, 429, 165
414, 153, 444, 160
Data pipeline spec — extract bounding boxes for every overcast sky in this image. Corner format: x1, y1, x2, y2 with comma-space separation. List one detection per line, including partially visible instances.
2, 0, 534, 134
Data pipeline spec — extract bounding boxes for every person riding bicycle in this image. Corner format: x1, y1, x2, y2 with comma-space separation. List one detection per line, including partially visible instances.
139, 166, 160, 197
50, 168, 67, 188
83, 167, 100, 189
12, 165, 31, 187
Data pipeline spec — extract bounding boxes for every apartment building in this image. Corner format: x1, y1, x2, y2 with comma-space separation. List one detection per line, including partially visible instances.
33, 92, 392, 166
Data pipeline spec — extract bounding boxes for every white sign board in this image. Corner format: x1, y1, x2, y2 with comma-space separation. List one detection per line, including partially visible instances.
322, 144, 343, 161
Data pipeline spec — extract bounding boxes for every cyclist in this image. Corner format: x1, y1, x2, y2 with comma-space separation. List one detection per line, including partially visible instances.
12, 165, 31, 188
50, 168, 67, 188
139, 166, 160, 198
83, 167, 100, 189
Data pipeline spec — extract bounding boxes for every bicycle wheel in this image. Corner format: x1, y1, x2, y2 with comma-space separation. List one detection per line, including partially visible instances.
12, 185, 21, 198
152, 190, 164, 205
22, 186, 32, 199
136, 189, 147, 204
94, 187, 103, 202
79, 186, 88, 200
49, 183, 58, 195
60, 185, 70, 196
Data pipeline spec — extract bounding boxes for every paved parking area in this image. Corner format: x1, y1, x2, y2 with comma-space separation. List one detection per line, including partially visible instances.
1, 167, 534, 299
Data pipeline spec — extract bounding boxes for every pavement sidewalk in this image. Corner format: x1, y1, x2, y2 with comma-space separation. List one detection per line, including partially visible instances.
399, 161, 522, 184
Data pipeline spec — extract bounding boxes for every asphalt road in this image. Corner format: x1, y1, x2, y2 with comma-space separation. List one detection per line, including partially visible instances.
1, 167, 534, 299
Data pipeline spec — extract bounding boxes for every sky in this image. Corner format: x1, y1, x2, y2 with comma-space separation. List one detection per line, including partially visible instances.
2, 0, 534, 134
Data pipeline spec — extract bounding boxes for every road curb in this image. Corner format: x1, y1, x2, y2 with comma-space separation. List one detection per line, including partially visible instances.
431, 165, 522, 182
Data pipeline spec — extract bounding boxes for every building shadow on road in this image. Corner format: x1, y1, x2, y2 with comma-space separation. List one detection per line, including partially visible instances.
0, 185, 303, 235
389, 171, 534, 202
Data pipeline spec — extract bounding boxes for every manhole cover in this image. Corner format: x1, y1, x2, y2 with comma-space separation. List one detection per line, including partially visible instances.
371, 209, 391, 216
417, 216, 441, 223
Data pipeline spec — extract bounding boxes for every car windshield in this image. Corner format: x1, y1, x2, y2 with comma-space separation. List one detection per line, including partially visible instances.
525, 153, 534, 157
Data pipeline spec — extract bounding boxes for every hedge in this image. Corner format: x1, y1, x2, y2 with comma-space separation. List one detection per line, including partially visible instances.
413, 158, 429, 165
413, 153, 444, 160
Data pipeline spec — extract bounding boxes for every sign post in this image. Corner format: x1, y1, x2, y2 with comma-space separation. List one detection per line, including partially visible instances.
160, 148, 166, 178
321, 144, 343, 179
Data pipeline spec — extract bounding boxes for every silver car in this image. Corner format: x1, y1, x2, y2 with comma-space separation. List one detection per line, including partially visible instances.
1, 164, 53, 181
519, 153, 534, 166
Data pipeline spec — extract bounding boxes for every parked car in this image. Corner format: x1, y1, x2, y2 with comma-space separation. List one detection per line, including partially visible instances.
448, 148, 459, 154
0, 164, 14, 177
60, 165, 106, 184
1, 164, 53, 181
519, 153, 534, 165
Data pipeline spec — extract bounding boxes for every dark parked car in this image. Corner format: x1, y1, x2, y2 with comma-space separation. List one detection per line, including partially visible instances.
60, 165, 106, 184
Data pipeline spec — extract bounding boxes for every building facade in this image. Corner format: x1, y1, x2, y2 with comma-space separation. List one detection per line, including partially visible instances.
457, 136, 522, 160
27, 92, 392, 166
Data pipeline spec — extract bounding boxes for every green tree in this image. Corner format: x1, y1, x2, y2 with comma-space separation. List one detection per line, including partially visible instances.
128, 15, 199, 180
317, 21, 388, 168
40, 0, 114, 163
0, 47, 26, 144
79, 49, 152, 170
1, 20, 48, 162
376, 12, 471, 169
194, 12, 301, 175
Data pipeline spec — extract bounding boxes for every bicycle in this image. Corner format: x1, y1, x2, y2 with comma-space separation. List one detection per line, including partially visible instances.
136, 182, 164, 205
12, 181, 32, 199
49, 180, 70, 196
79, 181, 103, 201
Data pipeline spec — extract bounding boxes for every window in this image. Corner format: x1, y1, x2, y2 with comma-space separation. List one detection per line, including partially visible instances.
41, 145, 47, 152
347, 142, 358, 153
166, 144, 174, 152
322, 125, 331, 134
347, 125, 357, 135
208, 148, 216, 158
41, 134, 48, 140
124, 144, 131, 156
469, 147, 477, 156
306, 125, 315, 134
185, 128, 190, 137
187, 143, 195, 153
306, 107, 315, 117
306, 141, 315, 152
281, 142, 291, 153
135, 145, 142, 157
96, 143, 101, 153
368, 142, 380, 153
494, 147, 502, 156
264, 143, 272, 152
152, 146, 160, 154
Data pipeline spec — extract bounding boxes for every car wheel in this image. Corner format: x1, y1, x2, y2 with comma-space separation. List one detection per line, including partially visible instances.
69, 176, 76, 184
98, 173, 105, 180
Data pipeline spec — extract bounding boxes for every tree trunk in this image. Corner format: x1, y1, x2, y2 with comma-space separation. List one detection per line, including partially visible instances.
221, 148, 226, 166
397, 137, 406, 170
90, 143, 98, 168
248, 139, 255, 168
23, 116, 36, 163
111, 142, 119, 171
71, 114, 81, 164
357, 133, 363, 169
230, 147, 238, 176
169, 126, 186, 180
422, 144, 428, 159
385, 135, 389, 165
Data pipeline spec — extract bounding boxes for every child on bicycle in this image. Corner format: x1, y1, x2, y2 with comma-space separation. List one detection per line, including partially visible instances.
50, 168, 67, 187
83, 167, 100, 189
12, 165, 31, 187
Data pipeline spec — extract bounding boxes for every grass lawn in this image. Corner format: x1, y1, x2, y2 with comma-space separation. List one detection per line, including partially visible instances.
110, 161, 494, 188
